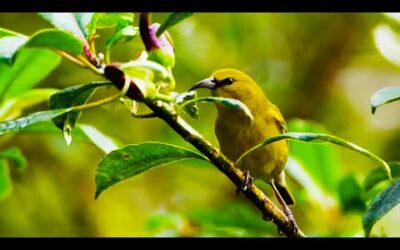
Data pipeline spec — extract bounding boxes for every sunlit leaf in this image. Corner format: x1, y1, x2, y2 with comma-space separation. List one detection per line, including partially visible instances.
156, 13, 193, 37
0, 36, 28, 66
48, 82, 111, 145
0, 147, 27, 171
24, 29, 83, 55
0, 88, 58, 121
363, 179, 400, 236
78, 124, 122, 154
0, 27, 26, 38
371, 87, 400, 114
95, 142, 209, 198
38, 13, 93, 41
364, 163, 400, 192
105, 26, 138, 49
374, 24, 400, 67
338, 175, 366, 214
0, 48, 61, 100
88, 13, 134, 36
236, 132, 392, 181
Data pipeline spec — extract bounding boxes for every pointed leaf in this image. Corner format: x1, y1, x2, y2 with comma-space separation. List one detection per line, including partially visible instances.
0, 107, 73, 136
371, 87, 400, 114
0, 48, 61, 100
364, 163, 400, 192
363, 179, 400, 236
105, 26, 138, 49
0, 27, 26, 38
24, 29, 83, 55
174, 91, 199, 119
38, 13, 92, 41
88, 13, 134, 35
0, 36, 28, 66
236, 132, 392, 181
95, 142, 209, 198
156, 13, 193, 37
48, 82, 111, 145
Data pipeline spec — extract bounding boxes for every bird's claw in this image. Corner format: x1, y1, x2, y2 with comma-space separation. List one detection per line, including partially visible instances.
236, 171, 253, 195
283, 207, 299, 236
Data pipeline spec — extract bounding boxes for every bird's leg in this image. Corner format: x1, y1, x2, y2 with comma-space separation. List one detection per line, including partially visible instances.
269, 180, 298, 235
236, 170, 253, 195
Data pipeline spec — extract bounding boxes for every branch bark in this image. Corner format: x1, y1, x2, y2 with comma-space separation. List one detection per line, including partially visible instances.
144, 99, 306, 238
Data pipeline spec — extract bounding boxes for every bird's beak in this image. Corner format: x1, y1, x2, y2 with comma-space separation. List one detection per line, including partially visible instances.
189, 77, 216, 91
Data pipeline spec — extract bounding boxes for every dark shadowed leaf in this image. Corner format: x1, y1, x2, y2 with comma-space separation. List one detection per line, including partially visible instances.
364, 163, 400, 192
95, 142, 209, 198
156, 13, 193, 37
371, 87, 400, 114
0, 48, 61, 100
338, 175, 366, 214
0, 147, 27, 171
24, 29, 83, 55
236, 132, 392, 181
363, 179, 400, 236
48, 82, 111, 145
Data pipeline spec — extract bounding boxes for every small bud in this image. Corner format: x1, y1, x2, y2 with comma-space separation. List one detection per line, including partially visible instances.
104, 65, 144, 101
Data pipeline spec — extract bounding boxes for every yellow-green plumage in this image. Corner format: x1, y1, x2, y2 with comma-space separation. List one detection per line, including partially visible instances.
210, 68, 294, 205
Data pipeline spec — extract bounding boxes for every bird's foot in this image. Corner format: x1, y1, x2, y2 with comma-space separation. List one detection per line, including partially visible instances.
236, 171, 253, 195
283, 207, 299, 236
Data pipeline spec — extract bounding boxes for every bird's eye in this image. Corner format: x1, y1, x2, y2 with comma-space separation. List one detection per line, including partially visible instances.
222, 77, 234, 85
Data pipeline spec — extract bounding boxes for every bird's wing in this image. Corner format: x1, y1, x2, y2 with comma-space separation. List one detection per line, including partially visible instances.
271, 105, 287, 134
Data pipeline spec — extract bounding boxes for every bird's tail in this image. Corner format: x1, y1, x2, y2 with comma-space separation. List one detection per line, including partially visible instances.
275, 182, 295, 206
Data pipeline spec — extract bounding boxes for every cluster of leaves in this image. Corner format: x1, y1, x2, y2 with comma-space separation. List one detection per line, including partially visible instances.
0, 12, 398, 237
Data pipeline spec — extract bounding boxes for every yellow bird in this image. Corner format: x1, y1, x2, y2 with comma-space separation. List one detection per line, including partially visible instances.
190, 68, 296, 226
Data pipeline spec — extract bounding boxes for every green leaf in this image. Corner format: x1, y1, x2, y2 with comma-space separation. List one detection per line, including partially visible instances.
236, 132, 392, 181
363, 179, 400, 236
95, 142, 209, 198
88, 13, 134, 34
0, 160, 12, 201
0, 107, 73, 136
364, 163, 400, 192
0, 147, 27, 171
156, 13, 193, 37
0, 27, 26, 38
174, 91, 199, 119
177, 96, 253, 121
0, 88, 59, 121
371, 87, 400, 114
24, 29, 83, 56
48, 82, 111, 145
0, 48, 61, 100
287, 119, 339, 193
0, 36, 28, 66
78, 124, 123, 154
338, 175, 366, 214
105, 26, 138, 49
38, 13, 93, 41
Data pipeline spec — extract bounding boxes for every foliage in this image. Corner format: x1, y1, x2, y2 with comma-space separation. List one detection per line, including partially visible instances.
0, 12, 399, 237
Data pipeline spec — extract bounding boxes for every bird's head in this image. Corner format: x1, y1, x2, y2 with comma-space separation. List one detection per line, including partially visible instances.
189, 68, 262, 102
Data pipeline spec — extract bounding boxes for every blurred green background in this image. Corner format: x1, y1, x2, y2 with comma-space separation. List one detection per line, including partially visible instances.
1, 13, 400, 237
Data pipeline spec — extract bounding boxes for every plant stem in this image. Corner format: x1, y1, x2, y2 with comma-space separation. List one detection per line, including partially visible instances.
144, 99, 306, 238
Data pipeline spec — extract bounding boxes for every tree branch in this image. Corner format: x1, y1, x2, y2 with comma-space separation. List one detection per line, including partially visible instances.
144, 99, 306, 238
